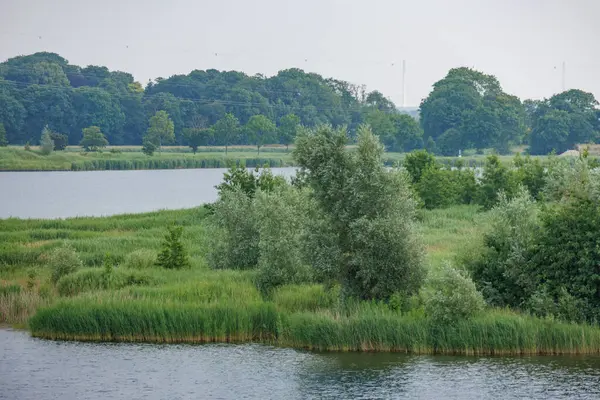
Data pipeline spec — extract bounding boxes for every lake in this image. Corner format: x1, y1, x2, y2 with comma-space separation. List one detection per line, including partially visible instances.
0, 168, 297, 219
1, 329, 599, 400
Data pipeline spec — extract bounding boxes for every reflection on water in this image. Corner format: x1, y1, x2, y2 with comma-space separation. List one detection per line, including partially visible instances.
0, 168, 297, 219
1, 329, 599, 400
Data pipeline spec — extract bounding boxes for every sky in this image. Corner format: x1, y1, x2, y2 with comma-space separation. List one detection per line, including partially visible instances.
1, 0, 599, 107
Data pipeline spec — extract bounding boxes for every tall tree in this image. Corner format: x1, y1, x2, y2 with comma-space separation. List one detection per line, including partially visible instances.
278, 113, 300, 151
212, 113, 240, 155
245, 115, 276, 155
80, 126, 108, 152
145, 110, 175, 154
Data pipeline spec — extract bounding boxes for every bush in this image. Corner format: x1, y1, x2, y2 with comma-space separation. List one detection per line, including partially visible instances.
404, 149, 437, 184
124, 249, 157, 269
0, 122, 7, 146
476, 154, 518, 209
254, 186, 313, 295
48, 244, 83, 284
417, 167, 476, 209
531, 194, 600, 322
216, 164, 286, 198
421, 262, 485, 324
50, 132, 68, 151
156, 226, 190, 269
39, 127, 54, 156
207, 189, 259, 270
469, 187, 539, 307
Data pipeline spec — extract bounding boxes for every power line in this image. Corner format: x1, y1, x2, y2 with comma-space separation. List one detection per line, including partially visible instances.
0, 78, 407, 115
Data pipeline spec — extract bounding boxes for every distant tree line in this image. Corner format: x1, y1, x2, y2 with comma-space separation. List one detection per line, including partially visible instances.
0, 52, 598, 154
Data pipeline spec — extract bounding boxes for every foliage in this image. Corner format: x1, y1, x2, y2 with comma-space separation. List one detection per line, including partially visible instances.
39, 126, 54, 155
48, 243, 83, 284
529, 89, 599, 155
183, 127, 213, 153
80, 126, 108, 152
212, 113, 240, 154
0, 122, 7, 146
278, 113, 300, 150
513, 153, 546, 199
421, 262, 485, 324
216, 163, 286, 198
469, 188, 540, 308
254, 186, 314, 295
207, 189, 259, 270
141, 136, 157, 156
477, 154, 517, 209
245, 114, 276, 155
531, 195, 600, 322
49, 132, 68, 150
404, 149, 438, 184
156, 226, 190, 269
417, 166, 476, 209
294, 124, 425, 300
145, 110, 174, 152
419, 67, 525, 154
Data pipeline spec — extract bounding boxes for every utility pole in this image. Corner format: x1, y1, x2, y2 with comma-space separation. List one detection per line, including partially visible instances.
401, 60, 406, 108
561, 61, 566, 92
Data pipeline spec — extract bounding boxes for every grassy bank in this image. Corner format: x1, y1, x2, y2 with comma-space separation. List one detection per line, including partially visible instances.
2, 205, 600, 354
0, 146, 520, 171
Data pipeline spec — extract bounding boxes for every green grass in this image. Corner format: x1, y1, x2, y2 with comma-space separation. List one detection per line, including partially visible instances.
0, 146, 532, 171
0, 146, 293, 171
2, 204, 600, 354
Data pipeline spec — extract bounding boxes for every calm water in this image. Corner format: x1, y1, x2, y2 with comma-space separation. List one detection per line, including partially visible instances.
1, 329, 599, 400
0, 168, 296, 219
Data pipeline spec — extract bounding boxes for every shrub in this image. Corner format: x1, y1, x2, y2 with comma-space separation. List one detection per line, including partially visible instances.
0, 122, 7, 146
416, 167, 476, 209
216, 164, 286, 198
469, 187, 539, 308
50, 132, 68, 151
404, 149, 437, 184
124, 249, 157, 269
207, 189, 259, 270
48, 244, 83, 284
156, 226, 190, 269
513, 154, 546, 199
421, 262, 485, 324
80, 126, 108, 152
39, 127, 54, 155
531, 194, 600, 322
476, 154, 518, 209
254, 186, 313, 295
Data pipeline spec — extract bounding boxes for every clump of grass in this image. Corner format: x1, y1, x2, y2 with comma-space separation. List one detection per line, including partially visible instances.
123, 249, 157, 269
1, 283, 54, 325
273, 284, 339, 312
29, 299, 279, 343
56, 268, 160, 297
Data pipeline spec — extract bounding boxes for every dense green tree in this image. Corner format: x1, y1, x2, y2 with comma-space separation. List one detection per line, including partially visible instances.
528, 90, 599, 155
80, 126, 108, 152
477, 155, 518, 209
145, 110, 175, 153
213, 113, 240, 155
49, 132, 68, 150
420, 67, 525, 153
0, 122, 7, 146
278, 113, 300, 151
183, 127, 213, 153
294, 125, 425, 300
245, 114, 276, 155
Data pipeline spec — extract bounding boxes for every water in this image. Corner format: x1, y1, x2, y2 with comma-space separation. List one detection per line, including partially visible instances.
0, 168, 296, 219
1, 329, 599, 400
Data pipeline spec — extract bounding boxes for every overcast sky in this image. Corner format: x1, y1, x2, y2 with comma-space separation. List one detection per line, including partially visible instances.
1, 0, 598, 107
